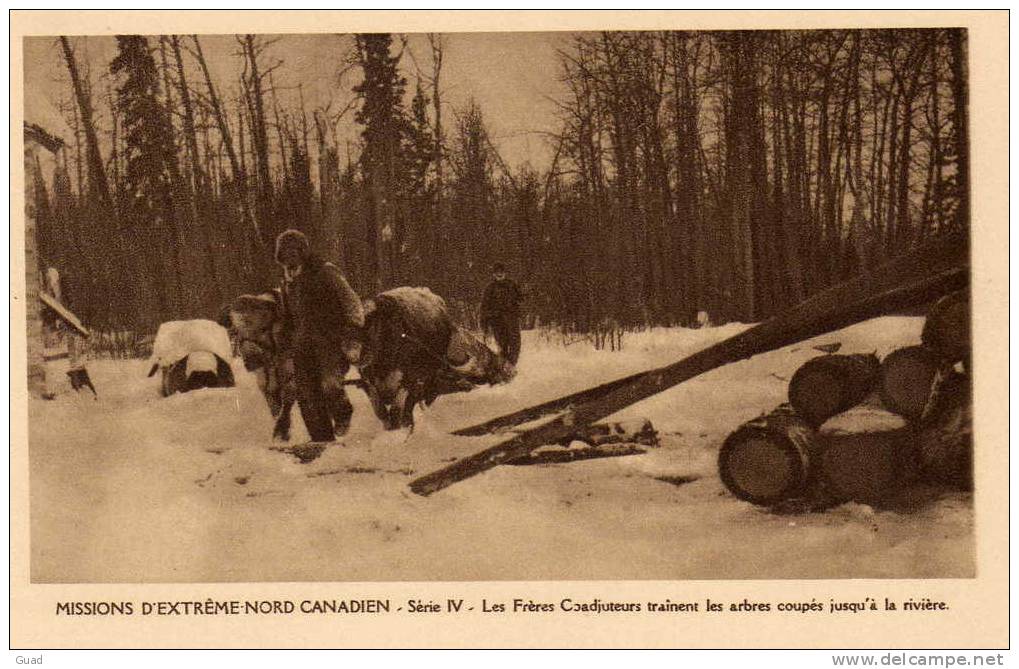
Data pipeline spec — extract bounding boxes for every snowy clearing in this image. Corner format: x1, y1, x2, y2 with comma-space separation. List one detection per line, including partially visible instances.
29, 316, 973, 583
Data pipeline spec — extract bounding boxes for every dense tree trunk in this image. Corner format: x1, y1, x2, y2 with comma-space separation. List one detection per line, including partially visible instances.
948, 29, 970, 230
59, 37, 111, 207
37, 29, 970, 336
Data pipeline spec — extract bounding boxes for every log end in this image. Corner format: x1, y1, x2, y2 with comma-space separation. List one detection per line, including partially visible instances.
788, 353, 881, 427
922, 291, 970, 363
879, 345, 943, 420
719, 422, 812, 506
788, 364, 844, 427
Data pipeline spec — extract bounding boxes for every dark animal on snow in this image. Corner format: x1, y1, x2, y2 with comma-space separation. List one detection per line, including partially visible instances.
226, 290, 298, 441
360, 286, 513, 430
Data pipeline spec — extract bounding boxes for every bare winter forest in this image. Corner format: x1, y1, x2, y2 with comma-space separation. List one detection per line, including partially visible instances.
28, 29, 969, 337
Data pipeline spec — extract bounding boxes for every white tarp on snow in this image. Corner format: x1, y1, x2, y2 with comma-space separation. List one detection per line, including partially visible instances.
149, 319, 232, 369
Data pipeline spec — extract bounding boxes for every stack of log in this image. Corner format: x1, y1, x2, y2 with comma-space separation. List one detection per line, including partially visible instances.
718, 290, 971, 510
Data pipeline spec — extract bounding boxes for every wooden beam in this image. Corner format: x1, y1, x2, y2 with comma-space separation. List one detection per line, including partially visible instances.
452, 374, 647, 436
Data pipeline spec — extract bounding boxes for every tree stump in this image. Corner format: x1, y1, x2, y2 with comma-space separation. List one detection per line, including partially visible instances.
788, 353, 880, 427
718, 405, 820, 506
878, 346, 948, 420
921, 290, 970, 365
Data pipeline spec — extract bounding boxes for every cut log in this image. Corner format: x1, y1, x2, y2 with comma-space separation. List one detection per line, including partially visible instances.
718, 405, 819, 506
787, 353, 880, 427
411, 233, 968, 496
878, 346, 947, 420
921, 290, 970, 364
818, 426, 916, 505
915, 373, 972, 489
452, 237, 966, 440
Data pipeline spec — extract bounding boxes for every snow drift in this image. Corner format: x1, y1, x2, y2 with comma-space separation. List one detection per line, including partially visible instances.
28, 317, 973, 582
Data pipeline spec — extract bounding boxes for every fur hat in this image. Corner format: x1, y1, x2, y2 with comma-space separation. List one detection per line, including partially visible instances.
275, 229, 310, 265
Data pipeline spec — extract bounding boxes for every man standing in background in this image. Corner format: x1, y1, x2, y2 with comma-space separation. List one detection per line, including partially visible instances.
480, 262, 523, 366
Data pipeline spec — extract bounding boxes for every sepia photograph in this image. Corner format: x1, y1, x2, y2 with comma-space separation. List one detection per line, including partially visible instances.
18, 14, 988, 595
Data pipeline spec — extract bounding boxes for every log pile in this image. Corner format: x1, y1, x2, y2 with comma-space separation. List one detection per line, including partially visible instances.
719, 290, 972, 510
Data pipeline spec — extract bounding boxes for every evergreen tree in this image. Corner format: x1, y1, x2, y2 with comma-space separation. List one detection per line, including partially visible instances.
449, 99, 495, 293
404, 81, 436, 282
110, 35, 181, 224
353, 33, 415, 289
110, 34, 185, 324
277, 138, 317, 243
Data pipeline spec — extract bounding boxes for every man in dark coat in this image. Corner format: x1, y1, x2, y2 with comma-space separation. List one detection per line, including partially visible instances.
275, 229, 365, 441
480, 262, 523, 365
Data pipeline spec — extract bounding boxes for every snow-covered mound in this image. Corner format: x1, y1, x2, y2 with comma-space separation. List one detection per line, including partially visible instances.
28, 316, 973, 582
149, 319, 233, 369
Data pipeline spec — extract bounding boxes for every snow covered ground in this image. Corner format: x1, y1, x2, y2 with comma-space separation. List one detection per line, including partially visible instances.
28, 316, 974, 583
